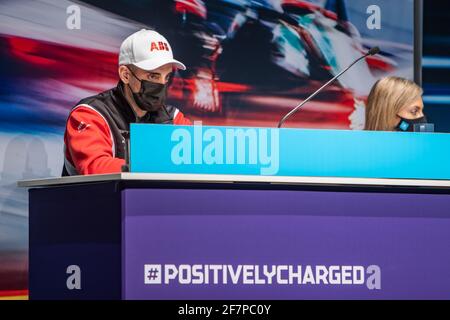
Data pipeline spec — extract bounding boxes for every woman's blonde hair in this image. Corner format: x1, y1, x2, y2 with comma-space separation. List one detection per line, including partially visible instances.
365, 77, 423, 131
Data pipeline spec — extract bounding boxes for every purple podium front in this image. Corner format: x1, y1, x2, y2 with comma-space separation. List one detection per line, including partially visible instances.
20, 173, 450, 300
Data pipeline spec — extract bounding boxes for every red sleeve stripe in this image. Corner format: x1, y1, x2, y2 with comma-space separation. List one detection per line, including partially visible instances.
69, 104, 115, 157
173, 108, 180, 119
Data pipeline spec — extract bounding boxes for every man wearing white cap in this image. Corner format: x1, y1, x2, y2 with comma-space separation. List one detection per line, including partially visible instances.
62, 29, 191, 176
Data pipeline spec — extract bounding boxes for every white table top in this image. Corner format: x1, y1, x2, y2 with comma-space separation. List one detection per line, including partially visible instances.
17, 172, 450, 188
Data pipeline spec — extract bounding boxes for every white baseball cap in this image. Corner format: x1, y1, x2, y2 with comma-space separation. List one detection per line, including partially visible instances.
119, 29, 186, 71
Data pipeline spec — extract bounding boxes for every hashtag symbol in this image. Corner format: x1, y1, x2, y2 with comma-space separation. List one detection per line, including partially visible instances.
144, 264, 162, 284
147, 268, 158, 280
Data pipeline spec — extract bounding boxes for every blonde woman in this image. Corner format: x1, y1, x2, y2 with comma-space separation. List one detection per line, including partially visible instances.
365, 77, 427, 131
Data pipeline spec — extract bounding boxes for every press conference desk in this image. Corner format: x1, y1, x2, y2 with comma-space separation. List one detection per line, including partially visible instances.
19, 173, 450, 300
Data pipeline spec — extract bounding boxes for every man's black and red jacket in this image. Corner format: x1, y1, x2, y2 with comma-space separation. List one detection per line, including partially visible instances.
63, 82, 191, 176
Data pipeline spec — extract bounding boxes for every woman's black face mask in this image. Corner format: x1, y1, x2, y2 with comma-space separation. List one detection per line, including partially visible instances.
127, 68, 168, 112
396, 116, 428, 132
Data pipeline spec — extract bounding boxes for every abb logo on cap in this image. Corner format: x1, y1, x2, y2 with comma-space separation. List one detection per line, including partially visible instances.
150, 41, 170, 52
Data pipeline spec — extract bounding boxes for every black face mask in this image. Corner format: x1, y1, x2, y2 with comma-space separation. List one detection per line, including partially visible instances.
396, 116, 428, 132
127, 69, 168, 112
